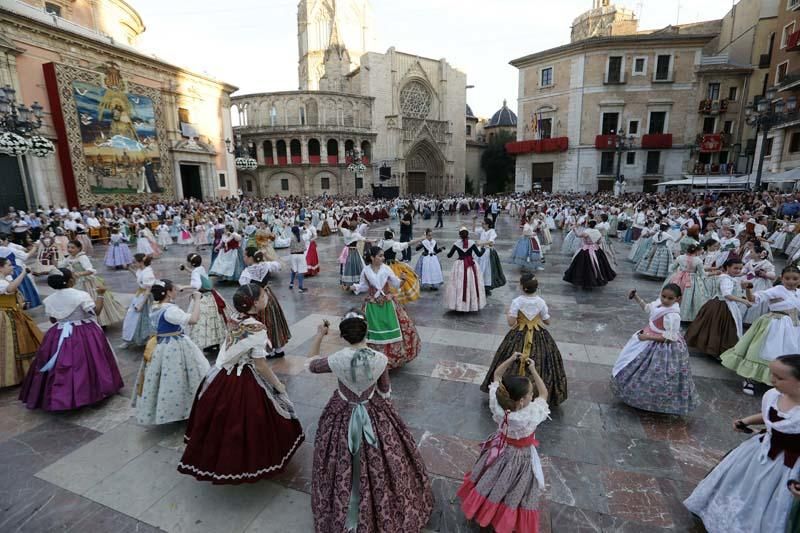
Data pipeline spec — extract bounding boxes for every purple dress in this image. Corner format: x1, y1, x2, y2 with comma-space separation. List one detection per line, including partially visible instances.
19, 288, 123, 411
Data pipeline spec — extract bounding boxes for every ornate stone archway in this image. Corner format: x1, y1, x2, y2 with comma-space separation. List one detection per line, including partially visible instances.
404, 139, 445, 194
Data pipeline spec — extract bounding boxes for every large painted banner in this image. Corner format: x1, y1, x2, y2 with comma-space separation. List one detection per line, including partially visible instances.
44, 62, 175, 207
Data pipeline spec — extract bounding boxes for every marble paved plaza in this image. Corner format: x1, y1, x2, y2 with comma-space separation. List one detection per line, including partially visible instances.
0, 213, 762, 532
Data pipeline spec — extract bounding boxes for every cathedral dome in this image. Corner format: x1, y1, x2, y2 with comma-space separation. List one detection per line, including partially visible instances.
487, 100, 517, 128
466, 104, 476, 118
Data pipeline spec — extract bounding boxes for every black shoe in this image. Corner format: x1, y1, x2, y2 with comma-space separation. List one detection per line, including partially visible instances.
289, 285, 293, 290
298, 288, 308, 293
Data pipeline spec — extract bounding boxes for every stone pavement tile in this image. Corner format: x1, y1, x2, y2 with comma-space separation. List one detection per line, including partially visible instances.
584, 344, 621, 366
536, 425, 610, 466
562, 359, 611, 381
555, 341, 589, 362
430, 360, 489, 385
36, 420, 173, 495
284, 374, 338, 410
638, 412, 694, 444
601, 432, 683, 479
545, 501, 609, 532
549, 399, 604, 431
689, 354, 739, 381
597, 402, 647, 439
542, 456, 608, 515
667, 440, 726, 484
61, 393, 134, 434
424, 475, 480, 533
83, 445, 184, 517
0, 419, 101, 477
602, 468, 674, 529
0, 401, 51, 443
156, 423, 187, 453
139, 475, 273, 532
272, 441, 314, 494
417, 431, 480, 480
268, 354, 309, 376
243, 482, 315, 532
562, 378, 617, 404
656, 476, 707, 533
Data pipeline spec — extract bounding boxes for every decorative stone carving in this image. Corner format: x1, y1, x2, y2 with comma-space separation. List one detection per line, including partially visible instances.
399, 81, 432, 119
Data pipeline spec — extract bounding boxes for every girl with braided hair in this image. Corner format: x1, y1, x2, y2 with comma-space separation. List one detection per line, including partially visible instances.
180, 253, 227, 351
178, 283, 304, 484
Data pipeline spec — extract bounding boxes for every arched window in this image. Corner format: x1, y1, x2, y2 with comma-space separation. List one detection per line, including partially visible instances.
290, 139, 302, 164
270, 105, 278, 126
327, 139, 339, 164
263, 140, 274, 165
276, 140, 287, 165
360, 140, 371, 163
299, 106, 306, 126
230, 105, 240, 127
399, 81, 432, 118
308, 138, 321, 164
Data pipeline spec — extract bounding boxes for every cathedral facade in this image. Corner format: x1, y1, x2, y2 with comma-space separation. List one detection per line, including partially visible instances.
232, 0, 467, 197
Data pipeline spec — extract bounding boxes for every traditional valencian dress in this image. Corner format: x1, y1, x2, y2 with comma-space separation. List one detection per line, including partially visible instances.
664, 254, 707, 322
352, 265, 421, 369
562, 227, 616, 289
634, 231, 676, 279
31, 236, 61, 275
721, 285, 800, 385
178, 314, 304, 484
239, 261, 291, 353
684, 388, 800, 533
0, 243, 41, 308
59, 253, 126, 326
185, 266, 227, 350
414, 238, 444, 289
480, 294, 568, 406
509, 223, 542, 270
0, 276, 42, 387
458, 380, 550, 533
122, 265, 155, 346
379, 238, 420, 304
310, 345, 433, 532
19, 287, 123, 410
685, 273, 746, 357
446, 238, 486, 312
103, 232, 134, 268
742, 258, 776, 324
305, 225, 320, 277
209, 233, 245, 281
611, 300, 697, 415
476, 227, 506, 291
132, 302, 210, 424
339, 227, 366, 285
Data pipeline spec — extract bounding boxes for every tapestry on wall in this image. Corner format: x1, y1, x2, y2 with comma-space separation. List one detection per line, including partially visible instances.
43, 61, 175, 207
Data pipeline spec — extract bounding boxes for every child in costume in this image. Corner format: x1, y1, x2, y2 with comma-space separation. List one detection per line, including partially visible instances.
59, 240, 126, 327
240, 248, 289, 358
0, 258, 42, 387
121, 253, 156, 348
104, 225, 133, 269
181, 253, 227, 351
446, 227, 486, 312
378, 229, 421, 304
414, 228, 444, 290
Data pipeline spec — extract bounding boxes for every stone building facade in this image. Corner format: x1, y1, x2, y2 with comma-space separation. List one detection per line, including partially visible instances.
509, 2, 720, 193
232, 1, 467, 197
0, 0, 237, 212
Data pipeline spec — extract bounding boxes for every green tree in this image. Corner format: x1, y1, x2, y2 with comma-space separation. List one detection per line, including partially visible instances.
480, 130, 516, 194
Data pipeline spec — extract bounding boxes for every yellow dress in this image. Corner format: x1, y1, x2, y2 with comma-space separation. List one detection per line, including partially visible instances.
388, 261, 421, 304
0, 291, 43, 387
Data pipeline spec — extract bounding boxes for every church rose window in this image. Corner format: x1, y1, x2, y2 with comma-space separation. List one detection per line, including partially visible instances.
400, 81, 432, 119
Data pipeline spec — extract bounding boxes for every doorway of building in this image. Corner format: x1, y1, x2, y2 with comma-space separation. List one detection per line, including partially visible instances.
180, 164, 203, 200
597, 179, 614, 192
531, 162, 554, 192
407, 172, 426, 194
643, 179, 660, 193
0, 155, 28, 215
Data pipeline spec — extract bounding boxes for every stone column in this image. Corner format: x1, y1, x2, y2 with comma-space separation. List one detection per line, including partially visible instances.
321, 138, 328, 159
301, 136, 309, 164
271, 140, 278, 164
338, 138, 346, 162
770, 131, 784, 173
257, 139, 265, 165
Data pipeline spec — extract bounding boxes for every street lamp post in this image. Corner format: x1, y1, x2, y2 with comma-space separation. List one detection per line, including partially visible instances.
745, 87, 798, 191
612, 129, 635, 196
346, 148, 367, 195
224, 134, 258, 171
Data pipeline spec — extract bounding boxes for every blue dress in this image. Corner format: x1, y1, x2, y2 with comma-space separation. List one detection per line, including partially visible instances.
2, 252, 41, 309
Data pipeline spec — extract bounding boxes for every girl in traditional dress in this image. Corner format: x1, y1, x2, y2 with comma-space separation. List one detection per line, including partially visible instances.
596, 213, 617, 267
178, 284, 304, 484
209, 226, 245, 282
665, 244, 707, 322
458, 353, 549, 533
480, 274, 567, 406
74, 223, 93, 256
563, 220, 617, 289
0, 259, 42, 388
121, 253, 156, 348
414, 228, 444, 290
722, 265, 800, 395
474, 218, 506, 296
53, 227, 69, 258
180, 253, 227, 351
304, 219, 320, 277
193, 219, 208, 250
349, 246, 421, 369
634, 224, 677, 279
611, 285, 698, 415
509, 221, 543, 271
59, 240, 126, 327
135, 223, 155, 258
446, 228, 486, 312
0, 234, 41, 309
741, 245, 777, 325
241, 248, 290, 358
19, 268, 123, 411
308, 313, 433, 532
769, 220, 794, 256
685, 258, 751, 358
30, 232, 61, 276
684, 355, 800, 533
339, 220, 366, 287
132, 280, 210, 425
156, 222, 172, 250
716, 226, 740, 267
629, 224, 654, 264
177, 219, 194, 246
103, 225, 133, 269
378, 229, 421, 304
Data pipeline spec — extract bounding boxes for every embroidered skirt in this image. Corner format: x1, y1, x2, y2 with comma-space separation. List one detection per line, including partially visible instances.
0, 301, 42, 387
256, 286, 291, 349
414, 254, 444, 287
305, 241, 320, 277
187, 292, 227, 350
445, 261, 486, 312
685, 299, 739, 357
388, 262, 420, 304
721, 313, 800, 385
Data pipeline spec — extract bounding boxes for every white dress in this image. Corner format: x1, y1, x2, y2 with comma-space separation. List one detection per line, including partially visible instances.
121, 266, 155, 343
415, 239, 444, 287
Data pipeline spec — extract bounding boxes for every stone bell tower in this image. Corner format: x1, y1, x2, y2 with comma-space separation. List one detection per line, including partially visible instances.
570, 0, 638, 43
297, 0, 373, 90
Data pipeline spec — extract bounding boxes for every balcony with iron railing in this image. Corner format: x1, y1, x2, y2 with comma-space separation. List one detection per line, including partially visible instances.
506, 137, 569, 154
698, 99, 729, 114
640, 133, 673, 149
643, 164, 666, 176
